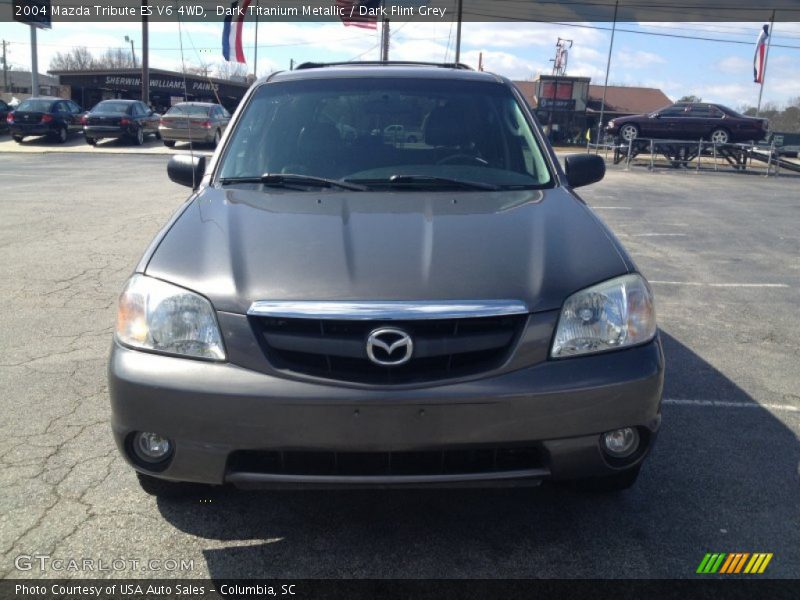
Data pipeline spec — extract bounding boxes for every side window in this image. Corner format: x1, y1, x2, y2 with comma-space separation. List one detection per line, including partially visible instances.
68, 101, 81, 113
55, 101, 67, 113
708, 106, 724, 118
661, 107, 687, 118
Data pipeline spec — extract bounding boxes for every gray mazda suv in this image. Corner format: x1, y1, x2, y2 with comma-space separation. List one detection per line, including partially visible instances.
109, 62, 663, 497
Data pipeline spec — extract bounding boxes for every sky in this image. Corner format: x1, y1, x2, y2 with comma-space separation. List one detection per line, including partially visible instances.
1, 19, 799, 109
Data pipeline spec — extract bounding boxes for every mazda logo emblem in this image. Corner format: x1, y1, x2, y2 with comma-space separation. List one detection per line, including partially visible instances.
366, 327, 413, 367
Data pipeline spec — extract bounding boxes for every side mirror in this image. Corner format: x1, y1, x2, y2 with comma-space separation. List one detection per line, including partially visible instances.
564, 154, 605, 188
168, 154, 206, 189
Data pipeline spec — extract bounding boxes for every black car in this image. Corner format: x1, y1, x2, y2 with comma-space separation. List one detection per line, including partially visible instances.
84, 100, 161, 146
0, 99, 10, 133
607, 102, 769, 144
7, 97, 84, 143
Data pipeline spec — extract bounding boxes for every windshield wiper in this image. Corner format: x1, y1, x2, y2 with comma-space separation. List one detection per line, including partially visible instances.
219, 173, 367, 191
347, 175, 501, 191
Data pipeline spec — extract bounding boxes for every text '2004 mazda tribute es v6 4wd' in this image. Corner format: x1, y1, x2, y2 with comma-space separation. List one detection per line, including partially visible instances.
109, 62, 664, 498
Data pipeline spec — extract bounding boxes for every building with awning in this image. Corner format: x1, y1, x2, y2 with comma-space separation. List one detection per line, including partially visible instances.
49, 68, 250, 113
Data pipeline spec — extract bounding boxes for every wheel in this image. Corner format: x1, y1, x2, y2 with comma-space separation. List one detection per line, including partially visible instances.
136, 472, 210, 499
134, 127, 144, 146
85, 137, 96, 146
212, 129, 221, 147
619, 124, 639, 143
12, 135, 23, 143
565, 465, 641, 493
709, 128, 730, 145
163, 140, 176, 148
55, 126, 68, 144
436, 153, 489, 166
406, 135, 418, 143
155, 130, 162, 141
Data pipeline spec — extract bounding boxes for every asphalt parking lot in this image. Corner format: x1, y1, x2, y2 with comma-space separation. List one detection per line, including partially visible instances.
0, 151, 798, 580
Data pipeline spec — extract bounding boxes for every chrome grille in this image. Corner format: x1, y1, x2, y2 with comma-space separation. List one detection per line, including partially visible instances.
251, 313, 527, 384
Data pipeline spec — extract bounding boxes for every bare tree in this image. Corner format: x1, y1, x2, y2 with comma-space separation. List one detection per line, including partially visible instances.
215, 61, 247, 80
677, 94, 702, 103
49, 46, 95, 71
96, 47, 135, 69
181, 64, 213, 78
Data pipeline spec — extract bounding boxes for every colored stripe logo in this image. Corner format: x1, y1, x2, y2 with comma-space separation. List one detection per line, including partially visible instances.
697, 553, 773, 574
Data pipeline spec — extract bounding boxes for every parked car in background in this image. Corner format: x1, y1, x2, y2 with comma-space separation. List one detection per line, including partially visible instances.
0, 99, 10, 133
110, 62, 663, 499
158, 102, 230, 147
83, 99, 161, 146
607, 102, 769, 144
7, 97, 84, 143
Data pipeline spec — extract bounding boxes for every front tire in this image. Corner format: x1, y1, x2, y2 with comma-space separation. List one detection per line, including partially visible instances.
134, 127, 144, 146
55, 126, 68, 144
619, 124, 639, 143
710, 128, 730, 144
85, 137, 96, 146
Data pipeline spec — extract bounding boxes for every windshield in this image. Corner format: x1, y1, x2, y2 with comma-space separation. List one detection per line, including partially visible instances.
93, 101, 132, 114
17, 99, 55, 112
217, 77, 552, 189
167, 104, 212, 117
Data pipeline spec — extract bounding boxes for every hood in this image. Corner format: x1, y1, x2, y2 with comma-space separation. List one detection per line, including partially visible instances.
144, 187, 630, 314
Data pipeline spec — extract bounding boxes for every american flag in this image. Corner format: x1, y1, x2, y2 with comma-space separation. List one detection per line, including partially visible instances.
335, 0, 381, 30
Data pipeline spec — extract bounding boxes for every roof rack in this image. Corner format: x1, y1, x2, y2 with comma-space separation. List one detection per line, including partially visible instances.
294, 61, 473, 71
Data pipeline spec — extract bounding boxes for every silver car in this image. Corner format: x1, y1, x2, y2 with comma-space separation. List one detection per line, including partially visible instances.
159, 102, 230, 147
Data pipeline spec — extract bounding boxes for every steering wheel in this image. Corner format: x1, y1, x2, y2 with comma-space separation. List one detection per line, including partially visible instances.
436, 153, 489, 166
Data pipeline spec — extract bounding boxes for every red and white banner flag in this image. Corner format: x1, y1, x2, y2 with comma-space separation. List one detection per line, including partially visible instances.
753, 24, 769, 83
222, 0, 251, 63
335, 0, 380, 30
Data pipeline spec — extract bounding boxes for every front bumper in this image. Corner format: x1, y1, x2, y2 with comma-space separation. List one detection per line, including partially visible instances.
109, 337, 664, 487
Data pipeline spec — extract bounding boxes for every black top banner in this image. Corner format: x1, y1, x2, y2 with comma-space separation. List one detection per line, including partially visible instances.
2, 0, 800, 23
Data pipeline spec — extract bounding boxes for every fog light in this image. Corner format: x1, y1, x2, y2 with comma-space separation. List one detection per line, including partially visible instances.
602, 427, 639, 458
133, 432, 172, 462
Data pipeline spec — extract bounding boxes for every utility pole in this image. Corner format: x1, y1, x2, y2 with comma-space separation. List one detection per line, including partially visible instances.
596, 0, 619, 149
141, 0, 149, 104
2, 40, 9, 93
30, 26, 39, 97
454, 0, 463, 64
381, 19, 390, 61
253, 0, 259, 78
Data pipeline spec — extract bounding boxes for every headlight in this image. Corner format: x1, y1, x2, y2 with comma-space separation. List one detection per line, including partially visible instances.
551, 274, 656, 358
607, 120, 615, 128
116, 274, 226, 360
